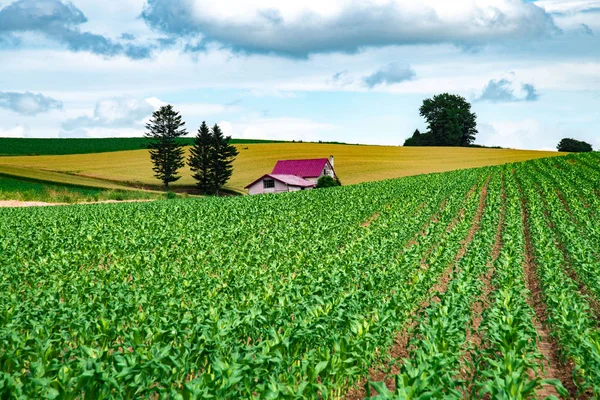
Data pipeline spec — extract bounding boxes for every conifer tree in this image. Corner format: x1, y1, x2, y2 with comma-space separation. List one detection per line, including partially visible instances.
188, 121, 214, 194
210, 124, 239, 195
145, 105, 187, 191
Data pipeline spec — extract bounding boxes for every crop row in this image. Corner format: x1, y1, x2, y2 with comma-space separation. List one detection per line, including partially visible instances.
0, 168, 486, 398
1, 153, 599, 398
515, 161, 600, 397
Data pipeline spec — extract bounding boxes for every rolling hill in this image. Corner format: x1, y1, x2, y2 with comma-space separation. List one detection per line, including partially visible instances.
0, 142, 564, 194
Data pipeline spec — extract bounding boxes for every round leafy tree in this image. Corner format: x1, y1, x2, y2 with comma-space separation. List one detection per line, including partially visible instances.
405, 93, 477, 147
557, 138, 593, 153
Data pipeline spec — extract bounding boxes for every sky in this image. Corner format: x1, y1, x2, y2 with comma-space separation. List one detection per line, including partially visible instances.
0, 0, 599, 150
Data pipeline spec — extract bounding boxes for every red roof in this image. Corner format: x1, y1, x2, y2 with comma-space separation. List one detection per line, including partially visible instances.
244, 174, 315, 189
271, 158, 330, 178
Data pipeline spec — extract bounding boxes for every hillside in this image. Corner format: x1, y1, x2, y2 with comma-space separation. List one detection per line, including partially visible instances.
0, 143, 563, 194
0, 137, 287, 156
2, 153, 599, 398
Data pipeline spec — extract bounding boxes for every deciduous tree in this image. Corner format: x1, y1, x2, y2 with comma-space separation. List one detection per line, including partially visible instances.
417, 93, 478, 146
557, 138, 593, 152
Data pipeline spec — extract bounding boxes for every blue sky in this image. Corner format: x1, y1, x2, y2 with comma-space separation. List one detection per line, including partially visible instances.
0, 0, 599, 150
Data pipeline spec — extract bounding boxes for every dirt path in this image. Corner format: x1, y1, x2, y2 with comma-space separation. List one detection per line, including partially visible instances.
0, 199, 155, 208
0, 200, 60, 208
518, 179, 577, 399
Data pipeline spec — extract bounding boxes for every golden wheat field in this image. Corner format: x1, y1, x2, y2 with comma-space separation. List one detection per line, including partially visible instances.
0, 143, 564, 193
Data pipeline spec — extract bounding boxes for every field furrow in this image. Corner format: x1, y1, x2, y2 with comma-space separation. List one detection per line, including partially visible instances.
1, 154, 599, 398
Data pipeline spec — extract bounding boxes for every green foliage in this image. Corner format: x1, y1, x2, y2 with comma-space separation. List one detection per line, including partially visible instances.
188, 121, 214, 194
188, 122, 239, 195
403, 132, 436, 146
0, 175, 158, 203
2, 153, 600, 398
557, 138, 593, 152
210, 124, 239, 195
316, 176, 340, 189
407, 93, 478, 147
145, 105, 187, 191
0, 138, 287, 156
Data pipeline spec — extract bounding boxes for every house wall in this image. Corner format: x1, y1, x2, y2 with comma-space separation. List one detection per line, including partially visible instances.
305, 164, 335, 184
248, 178, 308, 195
323, 164, 335, 178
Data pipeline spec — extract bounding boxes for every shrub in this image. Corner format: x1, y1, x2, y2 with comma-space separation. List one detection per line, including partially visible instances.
316, 176, 341, 189
557, 138, 593, 153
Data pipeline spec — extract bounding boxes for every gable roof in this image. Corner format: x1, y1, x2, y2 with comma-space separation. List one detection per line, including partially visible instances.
244, 174, 316, 189
271, 158, 331, 178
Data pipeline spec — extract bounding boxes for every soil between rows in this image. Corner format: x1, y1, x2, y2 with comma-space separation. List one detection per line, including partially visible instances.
345, 176, 491, 400
518, 175, 578, 399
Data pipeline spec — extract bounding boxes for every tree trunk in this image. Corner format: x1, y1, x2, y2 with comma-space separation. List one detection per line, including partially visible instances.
165, 181, 169, 192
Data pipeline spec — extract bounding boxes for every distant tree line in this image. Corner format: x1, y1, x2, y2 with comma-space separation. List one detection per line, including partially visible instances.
405, 94, 594, 153
557, 138, 593, 153
145, 105, 238, 194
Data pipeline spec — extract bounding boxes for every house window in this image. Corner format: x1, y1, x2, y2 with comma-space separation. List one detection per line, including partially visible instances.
263, 179, 275, 189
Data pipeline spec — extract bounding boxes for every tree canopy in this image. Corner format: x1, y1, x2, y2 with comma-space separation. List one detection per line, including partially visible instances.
405, 93, 478, 147
557, 138, 593, 153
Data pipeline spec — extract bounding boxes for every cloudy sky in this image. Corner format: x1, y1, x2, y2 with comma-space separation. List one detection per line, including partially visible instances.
0, 0, 599, 149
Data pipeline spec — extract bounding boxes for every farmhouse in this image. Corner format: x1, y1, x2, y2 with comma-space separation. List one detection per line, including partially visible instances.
245, 156, 336, 195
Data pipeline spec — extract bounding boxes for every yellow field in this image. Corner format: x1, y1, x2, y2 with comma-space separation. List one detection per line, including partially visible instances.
0, 143, 564, 193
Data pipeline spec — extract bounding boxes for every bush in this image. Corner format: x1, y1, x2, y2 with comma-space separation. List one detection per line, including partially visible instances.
404, 132, 436, 146
557, 138, 593, 153
316, 176, 341, 189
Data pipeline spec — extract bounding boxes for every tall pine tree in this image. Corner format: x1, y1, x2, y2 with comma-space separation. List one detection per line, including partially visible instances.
210, 124, 239, 195
145, 105, 187, 191
188, 121, 214, 194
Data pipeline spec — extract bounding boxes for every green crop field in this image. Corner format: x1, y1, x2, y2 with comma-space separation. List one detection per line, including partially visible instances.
0, 175, 163, 204
1, 152, 599, 398
0, 143, 563, 194
0, 137, 288, 156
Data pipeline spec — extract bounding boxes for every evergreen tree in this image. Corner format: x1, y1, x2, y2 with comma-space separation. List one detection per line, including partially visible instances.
144, 105, 187, 191
188, 121, 214, 194
210, 124, 239, 195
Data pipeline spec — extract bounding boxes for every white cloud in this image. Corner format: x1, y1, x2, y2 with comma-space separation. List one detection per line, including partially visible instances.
142, 0, 559, 56
61, 97, 155, 133
219, 117, 337, 141
0, 124, 27, 138
534, 0, 600, 14
362, 63, 416, 88
58, 96, 243, 137
474, 73, 539, 102
0, 91, 62, 115
478, 119, 559, 150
